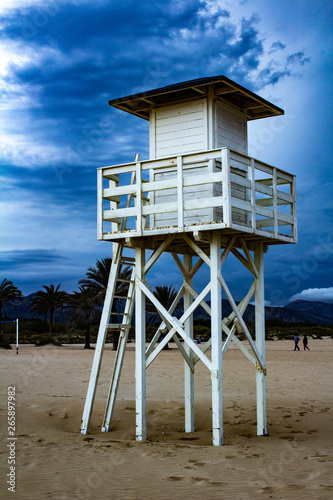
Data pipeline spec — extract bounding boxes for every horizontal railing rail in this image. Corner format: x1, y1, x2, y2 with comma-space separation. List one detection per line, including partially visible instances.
98, 148, 297, 243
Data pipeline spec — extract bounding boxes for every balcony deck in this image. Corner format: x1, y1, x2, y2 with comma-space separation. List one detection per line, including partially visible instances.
98, 148, 297, 251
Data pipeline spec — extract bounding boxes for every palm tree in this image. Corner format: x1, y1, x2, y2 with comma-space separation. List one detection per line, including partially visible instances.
148, 285, 180, 350
0, 278, 24, 319
68, 287, 98, 349
30, 284, 68, 342
79, 258, 132, 350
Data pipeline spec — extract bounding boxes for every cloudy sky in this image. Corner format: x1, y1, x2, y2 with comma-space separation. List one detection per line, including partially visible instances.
1, 0, 332, 305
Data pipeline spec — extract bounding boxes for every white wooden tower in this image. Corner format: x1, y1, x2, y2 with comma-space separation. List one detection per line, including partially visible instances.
80, 75, 297, 445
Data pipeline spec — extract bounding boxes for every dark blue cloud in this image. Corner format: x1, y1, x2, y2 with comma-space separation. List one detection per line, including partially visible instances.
270, 41, 286, 52
287, 51, 311, 66
1, 0, 329, 304
1, 249, 68, 270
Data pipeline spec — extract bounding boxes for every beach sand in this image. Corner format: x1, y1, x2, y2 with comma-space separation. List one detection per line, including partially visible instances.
0, 339, 332, 499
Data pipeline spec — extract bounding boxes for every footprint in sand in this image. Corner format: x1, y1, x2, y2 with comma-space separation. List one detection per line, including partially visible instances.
167, 476, 187, 482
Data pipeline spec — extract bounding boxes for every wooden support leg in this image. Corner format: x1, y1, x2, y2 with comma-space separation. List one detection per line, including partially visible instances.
210, 232, 223, 446
135, 246, 146, 441
254, 242, 267, 435
184, 254, 194, 432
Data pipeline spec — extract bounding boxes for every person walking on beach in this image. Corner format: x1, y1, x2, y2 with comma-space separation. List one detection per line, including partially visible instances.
303, 335, 310, 351
294, 335, 300, 351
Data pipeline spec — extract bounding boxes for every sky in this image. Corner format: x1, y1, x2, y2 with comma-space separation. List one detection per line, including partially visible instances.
0, 0, 332, 305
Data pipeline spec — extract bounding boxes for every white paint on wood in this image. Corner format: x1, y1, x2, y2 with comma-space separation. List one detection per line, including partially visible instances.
222, 149, 231, 226
153, 99, 207, 158
254, 242, 267, 436
210, 232, 223, 446
177, 156, 184, 230
100, 148, 297, 243
184, 254, 194, 432
215, 100, 247, 154
80, 243, 123, 434
97, 169, 103, 240
136, 277, 215, 374
135, 247, 146, 441
102, 266, 136, 432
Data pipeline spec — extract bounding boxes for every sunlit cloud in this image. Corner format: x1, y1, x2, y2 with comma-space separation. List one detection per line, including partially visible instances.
289, 288, 333, 304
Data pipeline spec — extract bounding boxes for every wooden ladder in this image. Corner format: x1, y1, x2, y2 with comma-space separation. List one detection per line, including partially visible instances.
102, 254, 135, 432
80, 171, 139, 434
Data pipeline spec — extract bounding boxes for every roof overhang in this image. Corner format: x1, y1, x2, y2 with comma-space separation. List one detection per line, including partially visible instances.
108, 75, 284, 121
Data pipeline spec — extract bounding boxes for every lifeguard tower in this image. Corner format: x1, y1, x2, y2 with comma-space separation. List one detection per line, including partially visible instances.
80, 75, 297, 445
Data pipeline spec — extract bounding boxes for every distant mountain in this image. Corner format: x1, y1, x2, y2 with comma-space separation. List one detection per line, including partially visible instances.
3, 296, 333, 325
3, 293, 63, 321
2, 293, 37, 320
286, 300, 333, 322
191, 299, 333, 325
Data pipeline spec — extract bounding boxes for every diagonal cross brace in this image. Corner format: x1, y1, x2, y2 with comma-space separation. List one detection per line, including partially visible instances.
181, 234, 211, 267
191, 281, 255, 366
145, 280, 211, 371
136, 277, 215, 375
144, 234, 175, 274
146, 326, 194, 372
145, 284, 185, 358
218, 273, 266, 373
222, 282, 255, 356
240, 238, 258, 278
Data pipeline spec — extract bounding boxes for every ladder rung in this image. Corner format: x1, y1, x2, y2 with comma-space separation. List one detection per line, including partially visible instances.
111, 311, 129, 316
132, 194, 150, 202
121, 261, 135, 266
117, 278, 134, 283
104, 174, 119, 182
121, 256, 135, 262
105, 196, 120, 203
107, 324, 131, 330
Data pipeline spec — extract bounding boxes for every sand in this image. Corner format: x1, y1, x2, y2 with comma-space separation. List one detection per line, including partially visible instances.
0, 339, 332, 499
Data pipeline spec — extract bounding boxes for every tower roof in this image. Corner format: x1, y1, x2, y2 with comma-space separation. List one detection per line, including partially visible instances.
108, 75, 284, 121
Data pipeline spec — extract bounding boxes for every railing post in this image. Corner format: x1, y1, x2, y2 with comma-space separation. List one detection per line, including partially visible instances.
136, 161, 142, 234
221, 148, 231, 226
272, 168, 278, 238
291, 175, 298, 242
97, 169, 103, 240
177, 156, 184, 231
109, 174, 119, 235
250, 159, 256, 231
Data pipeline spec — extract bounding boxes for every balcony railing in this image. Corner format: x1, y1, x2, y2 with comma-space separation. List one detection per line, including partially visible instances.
98, 148, 297, 244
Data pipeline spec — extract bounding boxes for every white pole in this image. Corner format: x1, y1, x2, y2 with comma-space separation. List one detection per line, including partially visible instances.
16, 318, 19, 355
210, 231, 223, 445
254, 242, 267, 435
184, 254, 194, 432
135, 246, 146, 441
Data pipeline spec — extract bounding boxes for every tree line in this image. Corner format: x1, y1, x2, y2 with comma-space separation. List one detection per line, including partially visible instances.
0, 258, 178, 350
